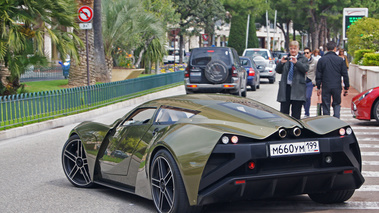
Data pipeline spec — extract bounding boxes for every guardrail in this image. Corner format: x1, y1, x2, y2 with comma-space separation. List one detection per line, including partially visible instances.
0, 71, 184, 130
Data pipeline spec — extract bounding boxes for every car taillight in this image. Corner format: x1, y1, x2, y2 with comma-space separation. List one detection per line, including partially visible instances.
232, 65, 238, 77
185, 67, 189, 77
249, 68, 255, 76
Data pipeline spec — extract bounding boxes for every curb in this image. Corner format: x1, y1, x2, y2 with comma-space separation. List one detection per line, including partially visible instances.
0, 86, 186, 141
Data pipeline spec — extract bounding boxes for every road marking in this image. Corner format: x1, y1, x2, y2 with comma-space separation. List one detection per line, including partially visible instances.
362, 171, 379, 177
357, 185, 379, 191
353, 127, 379, 130
363, 161, 379, 165
357, 138, 379, 142
354, 132, 379, 135
250, 201, 379, 210
360, 144, 379, 148
361, 152, 379, 156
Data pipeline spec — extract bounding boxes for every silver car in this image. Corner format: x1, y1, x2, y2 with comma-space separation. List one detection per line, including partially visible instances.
243, 48, 276, 84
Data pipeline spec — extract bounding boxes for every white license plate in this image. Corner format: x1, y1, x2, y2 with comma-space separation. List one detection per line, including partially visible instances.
270, 141, 319, 157
191, 72, 201, 76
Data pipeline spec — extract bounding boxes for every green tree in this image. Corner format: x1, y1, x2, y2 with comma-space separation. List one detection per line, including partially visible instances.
347, 17, 379, 57
223, 0, 265, 54
0, 0, 83, 95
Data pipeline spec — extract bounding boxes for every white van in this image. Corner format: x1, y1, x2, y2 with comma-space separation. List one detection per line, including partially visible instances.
163, 48, 186, 64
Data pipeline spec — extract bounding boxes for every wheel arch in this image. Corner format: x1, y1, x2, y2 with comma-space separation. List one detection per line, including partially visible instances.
370, 97, 379, 119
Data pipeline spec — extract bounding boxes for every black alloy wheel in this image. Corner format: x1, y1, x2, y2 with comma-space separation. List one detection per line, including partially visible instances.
150, 150, 201, 213
62, 135, 93, 187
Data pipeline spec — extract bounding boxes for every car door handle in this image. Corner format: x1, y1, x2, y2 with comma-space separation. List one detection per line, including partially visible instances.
152, 128, 159, 136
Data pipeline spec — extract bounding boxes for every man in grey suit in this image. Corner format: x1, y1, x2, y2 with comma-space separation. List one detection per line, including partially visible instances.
276, 41, 309, 119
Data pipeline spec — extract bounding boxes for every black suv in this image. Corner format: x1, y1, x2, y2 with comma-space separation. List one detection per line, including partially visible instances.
184, 47, 247, 97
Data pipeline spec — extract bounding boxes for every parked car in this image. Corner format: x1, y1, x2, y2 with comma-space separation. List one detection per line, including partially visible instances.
163, 48, 186, 64
62, 94, 365, 213
351, 86, 379, 123
184, 47, 247, 97
272, 51, 284, 64
239, 56, 261, 91
243, 48, 276, 83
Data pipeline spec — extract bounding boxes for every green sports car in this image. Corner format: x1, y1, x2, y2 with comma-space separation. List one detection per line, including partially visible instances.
62, 94, 364, 213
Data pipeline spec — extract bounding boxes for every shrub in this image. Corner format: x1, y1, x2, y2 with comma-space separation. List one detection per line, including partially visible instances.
353, 49, 374, 64
362, 53, 379, 66
347, 18, 379, 57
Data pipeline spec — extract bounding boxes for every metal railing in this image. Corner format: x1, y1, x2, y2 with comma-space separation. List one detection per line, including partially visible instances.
20, 66, 65, 82
1, 71, 184, 129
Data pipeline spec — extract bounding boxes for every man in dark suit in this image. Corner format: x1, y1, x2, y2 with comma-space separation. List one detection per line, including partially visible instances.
316, 41, 349, 119
276, 41, 309, 119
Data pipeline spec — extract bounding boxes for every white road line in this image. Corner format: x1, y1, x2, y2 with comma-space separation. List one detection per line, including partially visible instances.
354, 132, 379, 135
255, 201, 379, 210
357, 185, 379, 191
353, 127, 379, 130
363, 161, 379, 165
362, 171, 379, 177
360, 144, 379, 149
361, 152, 379, 156
357, 138, 379, 142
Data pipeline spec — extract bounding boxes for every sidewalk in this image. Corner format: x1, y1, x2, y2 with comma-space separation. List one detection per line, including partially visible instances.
310, 86, 360, 108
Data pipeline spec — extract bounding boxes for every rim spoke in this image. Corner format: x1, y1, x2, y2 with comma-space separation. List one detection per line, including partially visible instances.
81, 167, 91, 184
64, 150, 76, 163
151, 178, 160, 188
159, 191, 164, 211
164, 170, 172, 183
69, 165, 79, 179
158, 158, 164, 180
164, 188, 174, 208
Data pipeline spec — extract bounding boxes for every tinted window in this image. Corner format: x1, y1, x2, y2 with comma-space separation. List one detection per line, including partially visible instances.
220, 102, 279, 119
155, 107, 200, 125
190, 49, 231, 66
240, 58, 251, 67
122, 108, 156, 125
245, 50, 269, 59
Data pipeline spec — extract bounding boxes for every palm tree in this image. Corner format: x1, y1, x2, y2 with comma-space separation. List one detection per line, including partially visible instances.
0, 0, 83, 95
93, 0, 109, 82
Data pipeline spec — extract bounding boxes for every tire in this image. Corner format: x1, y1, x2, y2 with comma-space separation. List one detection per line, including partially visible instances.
373, 100, 379, 123
251, 84, 257, 91
204, 60, 228, 83
308, 189, 355, 204
269, 76, 275, 84
257, 76, 260, 89
150, 149, 202, 213
62, 135, 94, 187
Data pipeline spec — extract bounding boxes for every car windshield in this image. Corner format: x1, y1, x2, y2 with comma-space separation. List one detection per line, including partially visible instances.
245, 50, 269, 59
239, 58, 251, 67
168, 50, 179, 56
190, 49, 231, 66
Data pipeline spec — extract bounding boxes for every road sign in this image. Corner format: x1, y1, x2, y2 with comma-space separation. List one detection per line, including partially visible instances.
343, 8, 368, 40
202, 34, 209, 41
79, 23, 92, 30
78, 6, 93, 23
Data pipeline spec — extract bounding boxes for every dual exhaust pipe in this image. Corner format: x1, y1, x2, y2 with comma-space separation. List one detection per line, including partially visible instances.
278, 127, 301, 138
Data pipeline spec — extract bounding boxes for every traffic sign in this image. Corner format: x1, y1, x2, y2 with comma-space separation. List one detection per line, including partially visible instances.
202, 34, 209, 41
78, 6, 93, 23
79, 23, 92, 30
343, 8, 368, 40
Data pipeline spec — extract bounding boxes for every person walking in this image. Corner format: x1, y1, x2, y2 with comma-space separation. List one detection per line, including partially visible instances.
316, 41, 349, 119
338, 48, 349, 70
276, 41, 309, 119
303, 47, 318, 118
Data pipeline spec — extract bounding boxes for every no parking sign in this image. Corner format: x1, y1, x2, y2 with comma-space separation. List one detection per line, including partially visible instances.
78, 6, 93, 23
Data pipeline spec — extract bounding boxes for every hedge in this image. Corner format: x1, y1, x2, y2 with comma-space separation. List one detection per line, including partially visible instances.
353, 49, 375, 64
362, 53, 379, 66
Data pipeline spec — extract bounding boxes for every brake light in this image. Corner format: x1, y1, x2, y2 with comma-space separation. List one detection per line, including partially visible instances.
187, 85, 197, 88
344, 170, 353, 174
207, 50, 214, 53
223, 85, 234, 88
185, 66, 189, 77
232, 65, 238, 77
235, 180, 246, 185
249, 68, 255, 76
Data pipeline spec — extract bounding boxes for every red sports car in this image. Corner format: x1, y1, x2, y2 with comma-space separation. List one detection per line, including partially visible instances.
351, 86, 379, 123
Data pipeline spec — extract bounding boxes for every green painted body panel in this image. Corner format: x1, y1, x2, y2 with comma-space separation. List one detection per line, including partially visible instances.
67, 94, 352, 205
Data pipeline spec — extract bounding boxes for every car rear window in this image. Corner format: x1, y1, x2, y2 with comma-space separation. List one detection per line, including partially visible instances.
220, 102, 279, 119
240, 58, 251, 67
190, 49, 231, 66
244, 50, 269, 59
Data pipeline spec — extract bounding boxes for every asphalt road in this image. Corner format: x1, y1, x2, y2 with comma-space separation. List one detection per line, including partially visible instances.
1, 75, 379, 213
